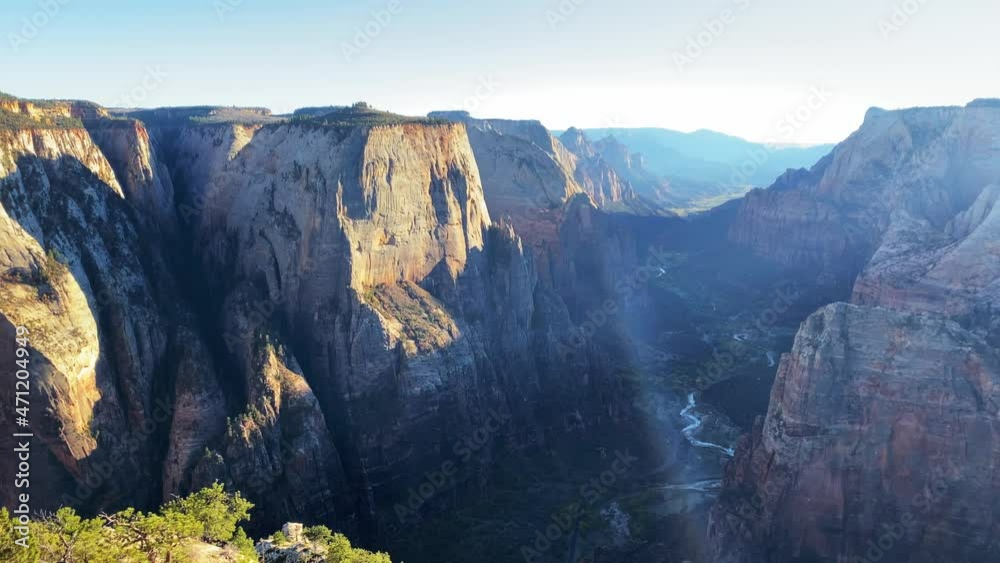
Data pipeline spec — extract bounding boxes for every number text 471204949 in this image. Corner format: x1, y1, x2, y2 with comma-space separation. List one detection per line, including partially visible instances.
12, 325, 32, 549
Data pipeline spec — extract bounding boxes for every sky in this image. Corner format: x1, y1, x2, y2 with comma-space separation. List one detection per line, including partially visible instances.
2, 0, 998, 144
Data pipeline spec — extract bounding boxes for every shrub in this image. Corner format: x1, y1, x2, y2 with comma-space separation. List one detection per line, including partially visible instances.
163, 481, 253, 543
39, 249, 67, 285
25, 484, 396, 562
303, 524, 334, 545
229, 527, 258, 563
0, 508, 38, 563
271, 530, 289, 545
0, 109, 83, 130
31, 484, 256, 562
311, 529, 392, 563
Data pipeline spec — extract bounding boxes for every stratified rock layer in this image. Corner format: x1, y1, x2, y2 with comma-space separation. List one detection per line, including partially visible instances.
0, 114, 222, 513
710, 102, 1000, 563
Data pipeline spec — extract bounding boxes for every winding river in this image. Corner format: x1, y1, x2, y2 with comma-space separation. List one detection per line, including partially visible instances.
680, 392, 736, 457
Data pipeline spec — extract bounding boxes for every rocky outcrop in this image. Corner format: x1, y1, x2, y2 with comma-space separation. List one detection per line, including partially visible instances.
591, 135, 667, 201
711, 304, 1000, 563
174, 119, 498, 533
130, 112, 587, 539
0, 93, 664, 549
0, 109, 222, 514
427, 112, 583, 263
710, 102, 1000, 563
559, 127, 639, 207
85, 117, 178, 236
729, 103, 1000, 279
0, 98, 108, 122
187, 333, 347, 533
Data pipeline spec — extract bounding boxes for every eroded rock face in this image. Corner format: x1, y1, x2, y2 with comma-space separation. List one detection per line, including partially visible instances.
0, 120, 221, 514
710, 102, 1000, 563
85, 118, 177, 236
132, 115, 593, 538
0, 102, 532, 535
710, 304, 1000, 563
592, 134, 673, 205
426, 112, 585, 277
729, 104, 1000, 280
559, 127, 641, 208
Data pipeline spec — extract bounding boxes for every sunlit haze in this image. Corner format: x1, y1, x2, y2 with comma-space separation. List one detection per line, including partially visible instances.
4, 0, 998, 144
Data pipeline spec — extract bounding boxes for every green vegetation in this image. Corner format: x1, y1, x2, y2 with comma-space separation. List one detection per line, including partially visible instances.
300, 525, 392, 563
303, 525, 335, 544
229, 527, 257, 562
162, 482, 253, 543
0, 109, 83, 131
84, 115, 142, 129
668, 188, 753, 216
38, 249, 68, 288
0, 483, 256, 562
270, 530, 289, 545
290, 102, 446, 128
0, 509, 39, 562
365, 283, 456, 352
119, 106, 284, 127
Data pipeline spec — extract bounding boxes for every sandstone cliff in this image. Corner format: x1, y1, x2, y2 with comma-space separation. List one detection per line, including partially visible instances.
118, 106, 648, 540
559, 127, 639, 207
0, 102, 223, 514
710, 101, 1000, 563
426, 111, 584, 277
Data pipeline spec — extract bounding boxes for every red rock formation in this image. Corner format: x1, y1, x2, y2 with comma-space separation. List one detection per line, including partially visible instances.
710, 101, 1000, 563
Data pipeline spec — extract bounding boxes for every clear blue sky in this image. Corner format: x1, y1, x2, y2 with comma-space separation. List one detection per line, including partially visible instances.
2, 0, 998, 143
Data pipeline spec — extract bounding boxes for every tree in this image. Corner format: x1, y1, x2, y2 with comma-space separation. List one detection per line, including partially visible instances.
30, 484, 256, 562
270, 530, 289, 545
34, 507, 119, 563
322, 532, 353, 561
228, 527, 257, 563
319, 531, 391, 563
162, 481, 253, 543
0, 508, 38, 563
303, 525, 334, 545
19, 484, 397, 562
100, 507, 201, 562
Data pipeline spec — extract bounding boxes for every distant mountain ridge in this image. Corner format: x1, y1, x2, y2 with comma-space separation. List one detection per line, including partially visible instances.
559, 127, 834, 212
568, 127, 833, 181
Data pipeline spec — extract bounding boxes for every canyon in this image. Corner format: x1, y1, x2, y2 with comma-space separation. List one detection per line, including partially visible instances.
0, 94, 997, 563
